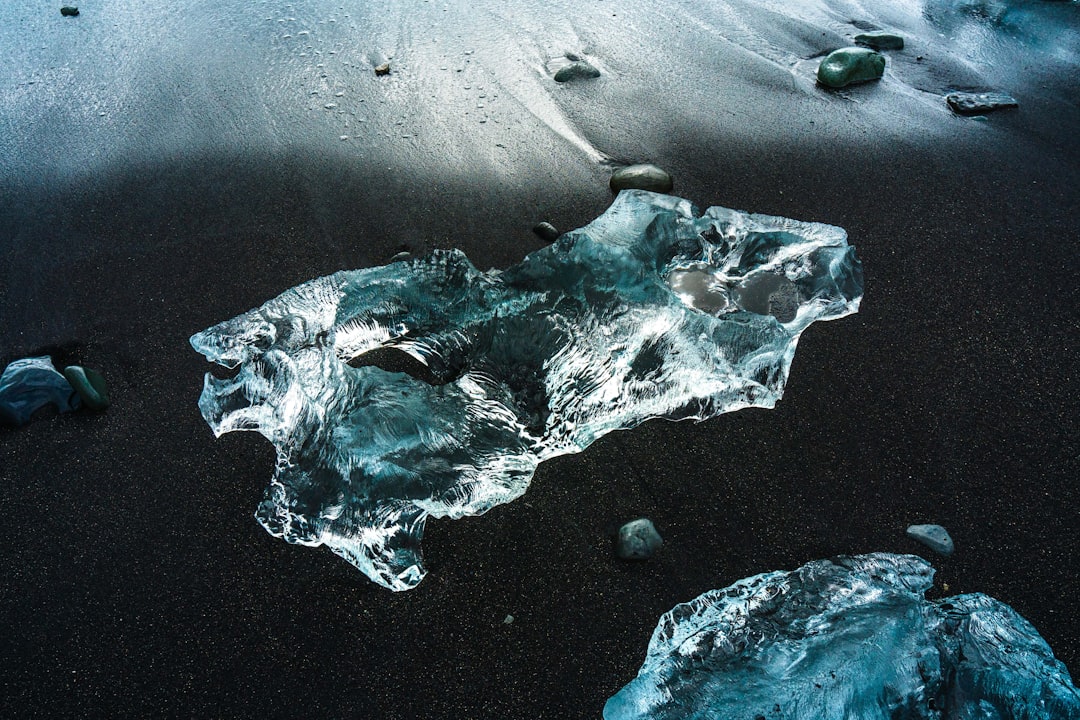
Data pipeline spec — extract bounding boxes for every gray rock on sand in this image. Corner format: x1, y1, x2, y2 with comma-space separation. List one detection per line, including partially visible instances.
616, 518, 663, 560
906, 524, 954, 555
609, 164, 673, 193
532, 222, 560, 242
554, 61, 600, 83
854, 32, 904, 50
946, 91, 1018, 115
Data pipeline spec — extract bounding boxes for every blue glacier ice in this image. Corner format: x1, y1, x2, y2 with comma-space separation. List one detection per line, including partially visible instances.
605, 553, 1080, 720
0, 356, 81, 426
190, 190, 862, 590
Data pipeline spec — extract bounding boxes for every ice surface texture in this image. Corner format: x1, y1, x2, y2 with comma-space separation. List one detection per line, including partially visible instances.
191, 191, 862, 590
605, 553, 1080, 720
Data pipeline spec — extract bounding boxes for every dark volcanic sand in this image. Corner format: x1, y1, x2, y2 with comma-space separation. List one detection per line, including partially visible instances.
2, 1, 1080, 717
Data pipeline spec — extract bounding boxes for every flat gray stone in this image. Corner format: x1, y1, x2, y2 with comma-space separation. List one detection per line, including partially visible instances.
617, 518, 663, 560
946, 91, 1018, 115
906, 524, 954, 555
854, 32, 904, 50
609, 164, 673, 193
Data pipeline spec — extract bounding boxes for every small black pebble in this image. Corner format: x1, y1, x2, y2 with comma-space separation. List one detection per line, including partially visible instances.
60, 6, 79, 16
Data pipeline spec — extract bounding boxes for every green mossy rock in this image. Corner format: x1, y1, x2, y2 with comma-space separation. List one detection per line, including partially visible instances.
817, 47, 886, 89
63, 366, 110, 411
609, 164, 673, 193
854, 32, 904, 50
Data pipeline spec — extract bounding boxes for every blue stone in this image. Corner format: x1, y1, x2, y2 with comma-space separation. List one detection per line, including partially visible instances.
616, 519, 663, 560
906, 523, 954, 555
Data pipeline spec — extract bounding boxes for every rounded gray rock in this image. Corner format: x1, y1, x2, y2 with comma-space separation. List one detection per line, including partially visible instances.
554, 61, 600, 83
532, 222, 560, 242
616, 518, 663, 560
609, 164, 673, 193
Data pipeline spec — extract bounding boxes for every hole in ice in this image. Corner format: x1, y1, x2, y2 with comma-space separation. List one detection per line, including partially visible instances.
733, 273, 800, 323
665, 264, 731, 315
208, 363, 241, 380
665, 265, 801, 323
347, 346, 447, 385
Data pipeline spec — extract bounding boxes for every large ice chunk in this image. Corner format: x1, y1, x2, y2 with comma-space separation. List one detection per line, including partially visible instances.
605, 553, 1080, 720
190, 191, 862, 590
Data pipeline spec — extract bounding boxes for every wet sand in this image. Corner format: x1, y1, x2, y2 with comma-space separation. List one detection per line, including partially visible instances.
2, 1, 1079, 717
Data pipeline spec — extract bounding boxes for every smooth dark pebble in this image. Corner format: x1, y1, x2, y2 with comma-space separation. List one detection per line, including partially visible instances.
532, 222, 560, 242
554, 61, 600, 83
63, 365, 111, 411
609, 164, 673, 193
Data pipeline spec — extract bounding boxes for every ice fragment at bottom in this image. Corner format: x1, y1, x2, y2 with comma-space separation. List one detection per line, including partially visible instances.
190, 190, 863, 590
605, 553, 1080, 720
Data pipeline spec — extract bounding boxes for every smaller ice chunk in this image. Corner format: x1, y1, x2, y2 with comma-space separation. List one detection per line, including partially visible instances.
907, 523, 955, 555
0, 356, 81, 426
605, 553, 1080, 720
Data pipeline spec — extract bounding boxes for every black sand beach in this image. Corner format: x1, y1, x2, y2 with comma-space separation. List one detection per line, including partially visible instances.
2, 1, 1079, 717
